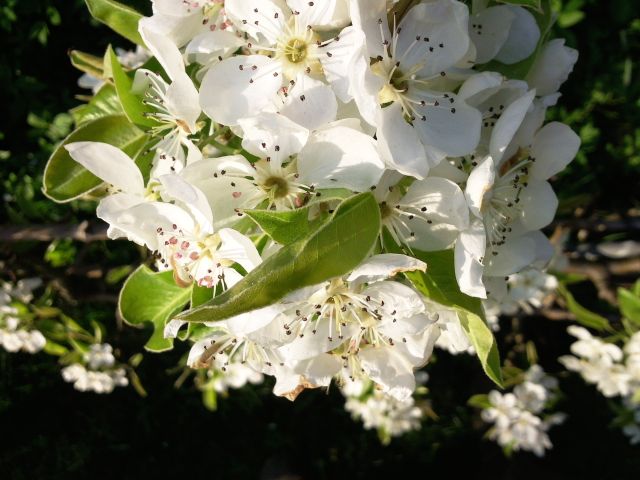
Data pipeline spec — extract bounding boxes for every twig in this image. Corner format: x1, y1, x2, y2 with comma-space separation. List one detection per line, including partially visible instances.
0, 221, 108, 243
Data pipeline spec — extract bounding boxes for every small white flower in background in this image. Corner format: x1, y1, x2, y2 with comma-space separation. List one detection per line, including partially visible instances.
0, 279, 46, 354
480, 365, 565, 456
342, 376, 426, 443
61, 343, 129, 394
561, 328, 640, 445
202, 354, 264, 395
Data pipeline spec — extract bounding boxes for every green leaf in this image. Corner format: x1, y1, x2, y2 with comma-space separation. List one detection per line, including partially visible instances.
118, 265, 192, 352
405, 249, 503, 387
176, 192, 381, 323
84, 0, 144, 45
495, 0, 543, 12
245, 189, 352, 245
245, 208, 316, 245
43, 340, 69, 356
202, 388, 218, 411
107, 45, 158, 128
70, 83, 124, 127
618, 287, 640, 327
69, 50, 105, 78
43, 115, 147, 202
468, 393, 492, 409
557, 283, 612, 332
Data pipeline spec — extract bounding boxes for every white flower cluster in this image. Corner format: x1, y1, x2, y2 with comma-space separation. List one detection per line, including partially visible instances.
0, 279, 46, 354
481, 365, 565, 456
342, 375, 426, 442
66, 1, 579, 401
560, 327, 640, 398
61, 343, 129, 394
560, 328, 640, 444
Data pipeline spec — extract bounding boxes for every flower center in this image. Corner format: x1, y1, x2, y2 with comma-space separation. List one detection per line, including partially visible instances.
262, 176, 290, 199
284, 38, 308, 64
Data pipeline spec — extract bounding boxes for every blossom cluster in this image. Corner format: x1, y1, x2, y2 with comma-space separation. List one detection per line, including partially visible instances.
0, 278, 46, 354
342, 372, 428, 443
560, 327, 640, 444
63, 0, 579, 402
61, 343, 129, 394
479, 365, 565, 456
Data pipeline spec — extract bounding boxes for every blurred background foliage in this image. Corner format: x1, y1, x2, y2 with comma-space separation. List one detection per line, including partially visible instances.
0, 0, 639, 479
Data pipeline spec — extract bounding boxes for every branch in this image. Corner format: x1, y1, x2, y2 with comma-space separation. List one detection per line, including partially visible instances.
0, 221, 109, 243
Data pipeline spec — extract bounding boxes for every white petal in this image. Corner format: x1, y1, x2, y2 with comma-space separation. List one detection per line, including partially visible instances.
65, 142, 144, 195
457, 71, 504, 102
288, 0, 337, 27
320, 26, 365, 102
484, 233, 536, 277
159, 174, 214, 230
469, 6, 515, 64
96, 193, 144, 224
526, 39, 579, 96
350, 0, 389, 59
217, 228, 263, 273
224, 0, 286, 44
278, 317, 353, 360
363, 281, 426, 320
164, 72, 201, 134
465, 156, 495, 220
298, 125, 385, 191
292, 353, 341, 387
359, 346, 416, 401
414, 96, 482, 158
398, 0, 470, 78
279, 76, 337, 130
530, 122, 580, 180
111, 201, 195, 251
520, 180, 558, 230
139, 18, 186, 80
489, 90, 535, 165
347, 254, 426, 286
455, 222, 487, 298
349, 49, 384, 126
186, 30, 245, 65
403, 177, 470, 231
238, 112, 309, 164
494, 6, 540, 65
200, 55, 282, 126
220, 304, 283, 337
376, 103, 429, 179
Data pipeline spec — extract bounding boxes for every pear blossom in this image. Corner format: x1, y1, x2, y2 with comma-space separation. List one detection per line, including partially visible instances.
199, 0, 359, 127
480, 365, 565, 456
345, 0, 482, 178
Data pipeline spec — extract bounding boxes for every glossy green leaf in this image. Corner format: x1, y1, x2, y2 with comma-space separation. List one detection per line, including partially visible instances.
85, 0, 144, 45
176, 192, 381, 324
405, 249, 503, 387
557, 283, 612, 332
69, 49, 105, 78
118, 265, 192, 352
245, 189, 352, 245
107, 45, 158, 128
618, 287, 640, 327
43, 115, 147, 202
468, 393, 492, 409
70, 83, 123, 127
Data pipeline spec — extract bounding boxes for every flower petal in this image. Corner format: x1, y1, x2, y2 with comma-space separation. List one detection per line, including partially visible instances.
530, 122, 580, 180
200, 55, 282, 126
65, 142, 144, 195
347, 254, 426, 286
